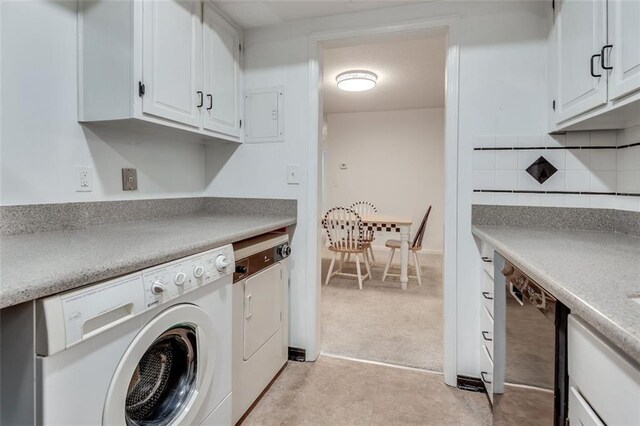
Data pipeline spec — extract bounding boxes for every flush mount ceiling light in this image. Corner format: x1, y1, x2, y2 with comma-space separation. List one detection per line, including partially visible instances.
336, 70, 377, 92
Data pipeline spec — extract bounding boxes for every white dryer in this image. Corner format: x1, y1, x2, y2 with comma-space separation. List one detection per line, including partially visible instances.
35, 245, 234, 426
232, 233, 290, 423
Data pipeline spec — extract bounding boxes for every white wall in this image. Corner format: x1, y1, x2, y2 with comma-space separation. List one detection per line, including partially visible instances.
204, 1, 549, 377
324, 108, 444, 253
0, 1, 205, 206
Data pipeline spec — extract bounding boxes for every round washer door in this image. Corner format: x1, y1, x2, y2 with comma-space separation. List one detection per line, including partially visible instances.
103, 304, 216, 426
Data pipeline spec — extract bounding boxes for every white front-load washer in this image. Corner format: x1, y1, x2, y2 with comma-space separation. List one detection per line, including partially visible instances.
35, 245, 234, 426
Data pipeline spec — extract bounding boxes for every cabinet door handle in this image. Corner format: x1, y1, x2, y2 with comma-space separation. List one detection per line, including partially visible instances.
482, 331, 493, 342
482, 291, 494, 300
197, 91, 204, 108
481, 371, 492, 384
601, 44, 613, 70
481, 256, 492, 263
590, 54, 602, 78
207, 94, 213, 110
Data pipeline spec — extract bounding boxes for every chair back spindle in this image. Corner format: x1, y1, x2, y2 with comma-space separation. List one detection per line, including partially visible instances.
322, 207, 365, 252
412, 206, 432, 249
350, 201, 377, 242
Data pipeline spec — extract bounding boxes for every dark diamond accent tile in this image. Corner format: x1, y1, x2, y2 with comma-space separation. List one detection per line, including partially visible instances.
526, 156, 557, 184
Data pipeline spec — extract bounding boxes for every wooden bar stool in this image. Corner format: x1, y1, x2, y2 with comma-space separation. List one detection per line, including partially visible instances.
382, 206, 432, 285
322, 207, 372, 290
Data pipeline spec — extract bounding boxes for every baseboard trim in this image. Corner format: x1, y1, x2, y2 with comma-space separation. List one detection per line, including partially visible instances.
456, 375, 486, 393
288, 346, 306, 362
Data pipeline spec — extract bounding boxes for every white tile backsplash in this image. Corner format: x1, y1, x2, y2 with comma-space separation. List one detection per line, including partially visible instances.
591, 130, 618, 146
566, 170, 591, 192
566, 132, 590, 147
472, 135, 495, 148
591, 150, 617, 171
472, 150, 495, 170
495, 150, 518, 170
471, 130, 639, 211
494, 170, 518, 190
591, 170, 616, 192
495, 135, 517, 148
566, 149, 591, 170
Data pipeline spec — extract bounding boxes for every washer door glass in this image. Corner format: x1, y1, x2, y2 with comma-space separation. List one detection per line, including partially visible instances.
125, 326, 197, 426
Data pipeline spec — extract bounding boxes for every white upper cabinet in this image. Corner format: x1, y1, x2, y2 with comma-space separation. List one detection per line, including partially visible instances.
553, 0, 608, 123
607, 0, 640, 101
550, 0, 640, 130
203, 3, 241, 138
78, 0, 242, 143
142, 0, 202, 128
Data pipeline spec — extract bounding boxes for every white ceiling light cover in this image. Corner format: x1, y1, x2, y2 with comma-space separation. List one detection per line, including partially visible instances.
336, 70, 378, 92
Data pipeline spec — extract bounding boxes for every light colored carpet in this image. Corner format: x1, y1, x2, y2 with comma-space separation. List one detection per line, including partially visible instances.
321, 253, 444, 371
241, 355, 491, 426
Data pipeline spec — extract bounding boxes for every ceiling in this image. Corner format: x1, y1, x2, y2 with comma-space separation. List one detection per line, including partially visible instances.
322, 34, 446, 114
214, 1, 422, 29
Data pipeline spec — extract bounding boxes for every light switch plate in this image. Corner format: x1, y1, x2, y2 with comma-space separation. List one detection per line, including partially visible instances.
122, 168, 138, 191
287, 164, 300, 185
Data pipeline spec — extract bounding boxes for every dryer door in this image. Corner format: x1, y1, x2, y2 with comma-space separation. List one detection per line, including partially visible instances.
103, 304, 217, 426
243, 263, 283, 360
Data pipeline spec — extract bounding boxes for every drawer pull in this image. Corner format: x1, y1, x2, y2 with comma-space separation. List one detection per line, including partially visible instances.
481, 371, 492, 384
482, 331, 493, 342
482, 291, 494, 300
481, 257, 493, 263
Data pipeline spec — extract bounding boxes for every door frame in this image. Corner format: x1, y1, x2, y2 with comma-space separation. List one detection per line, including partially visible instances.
305, 16, 460, 386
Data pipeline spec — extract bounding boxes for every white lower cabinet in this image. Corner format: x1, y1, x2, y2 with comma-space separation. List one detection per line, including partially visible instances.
568, 315, 640, 425
568, 386, 605, 426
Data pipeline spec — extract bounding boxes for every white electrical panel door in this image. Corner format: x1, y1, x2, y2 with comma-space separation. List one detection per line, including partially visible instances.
203, 3, 240, 137
554, 0, 608, 123
243, 263, 282, 361
142, 0, 202, 128
607, 0, 640, 101
244, 88, 284, 143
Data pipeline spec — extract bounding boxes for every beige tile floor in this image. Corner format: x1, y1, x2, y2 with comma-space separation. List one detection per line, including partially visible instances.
241, 355, 492, 426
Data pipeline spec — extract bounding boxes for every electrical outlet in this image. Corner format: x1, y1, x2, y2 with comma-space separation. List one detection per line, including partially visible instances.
122, 168, 138, 191
75, 166, 93, 192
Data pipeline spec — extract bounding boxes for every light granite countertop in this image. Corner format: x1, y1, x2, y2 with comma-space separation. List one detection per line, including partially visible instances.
0, 213, 296, 309
472, 225, 640, 363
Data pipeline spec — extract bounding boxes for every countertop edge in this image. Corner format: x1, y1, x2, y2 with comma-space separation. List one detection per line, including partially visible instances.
0, 216, 296, 310
472, 225, 640, 365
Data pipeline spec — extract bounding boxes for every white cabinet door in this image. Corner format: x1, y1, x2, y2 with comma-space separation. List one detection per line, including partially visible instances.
142, 0, 202, 128
607, 0, 640, 101
554, 0, 608, 123
202, 3, 240, 137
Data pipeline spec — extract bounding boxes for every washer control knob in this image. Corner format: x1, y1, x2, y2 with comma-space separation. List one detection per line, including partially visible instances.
278, 243, 291, 258
174, 272, 186, 286
215, 254, 231, 272
151, 281, 166, 295
193, 265, 205, 278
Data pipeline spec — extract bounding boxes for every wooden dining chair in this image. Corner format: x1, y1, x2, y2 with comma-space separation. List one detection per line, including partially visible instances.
382, 206, 432, 285
322, 207, 372, 290
349, 201, 378, 265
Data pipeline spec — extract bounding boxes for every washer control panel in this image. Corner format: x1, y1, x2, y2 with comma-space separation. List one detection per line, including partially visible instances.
142, 245, 234, 309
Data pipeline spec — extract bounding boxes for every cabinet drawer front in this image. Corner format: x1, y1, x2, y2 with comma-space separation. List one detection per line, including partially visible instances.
480, 344, 494, 404
568, 386, 605, 426
568, 315, 640, 425
481, 271, 494, 317
481, 305, 494, 360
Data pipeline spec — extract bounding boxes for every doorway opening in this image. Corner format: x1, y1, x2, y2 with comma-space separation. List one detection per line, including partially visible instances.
318, 30, 448, 372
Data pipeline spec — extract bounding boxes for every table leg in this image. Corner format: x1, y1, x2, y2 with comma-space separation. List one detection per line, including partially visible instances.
400, 225, 410, 290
